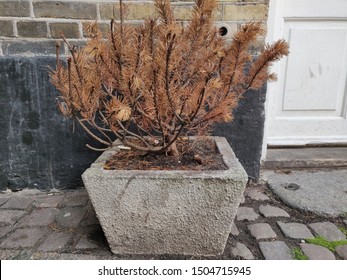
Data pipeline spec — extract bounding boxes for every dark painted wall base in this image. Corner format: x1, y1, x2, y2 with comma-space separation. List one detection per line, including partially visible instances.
0, 56, 265, 191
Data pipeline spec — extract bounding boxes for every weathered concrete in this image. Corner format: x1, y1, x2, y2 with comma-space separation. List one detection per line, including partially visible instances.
82, 137, 248, 256
263, 170, 347, 217
264, 147, 347, 169
0, 56, 100, 191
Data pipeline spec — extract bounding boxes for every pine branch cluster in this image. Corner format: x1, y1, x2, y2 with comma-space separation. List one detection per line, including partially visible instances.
50, 0, 289, 156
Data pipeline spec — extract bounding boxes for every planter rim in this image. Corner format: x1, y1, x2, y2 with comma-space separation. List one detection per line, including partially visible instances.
83, 136, 247, 181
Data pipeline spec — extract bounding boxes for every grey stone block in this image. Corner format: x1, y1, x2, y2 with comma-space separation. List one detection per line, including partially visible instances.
17, 208, 58, 227
34, 2, 97, 19
236, 207, 259, 221
309, 222, 346, 241
259, 241, 293, 260
17, 21, 48, 38
231, 242, 254, 260
0, 210, 26, 226
0, 20, 14, 37
0, 1, 30, 17
60, 193, 89, 208
56, 207, 86, 228
247, 223, 277, 240
259, 204, 290, 218
0, 250, 21, 260
82, 137, 248, 256
38, 231, 72, 252
277, 222, 314, 239
230, 223, 239, 236
0, 197, 10, 207
34, 195, 64, 208
300, 244, 335, 260
50, 22, 80, 39
335, 245, 347, 260
1, 228, 48, 249
1, 196, 34, 210
2, 40, 61, 55
244, 188, 269, 201
75, 237, 99, 250
0, 226, 12, 239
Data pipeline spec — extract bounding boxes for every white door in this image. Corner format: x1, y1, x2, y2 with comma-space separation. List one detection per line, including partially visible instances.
264, 0, 347, 148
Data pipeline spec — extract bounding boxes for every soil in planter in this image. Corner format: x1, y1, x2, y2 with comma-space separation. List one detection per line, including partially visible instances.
104, 137, 228, 171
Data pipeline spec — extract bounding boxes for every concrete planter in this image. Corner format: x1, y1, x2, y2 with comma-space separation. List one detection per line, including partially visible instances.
82, 136, 247, 256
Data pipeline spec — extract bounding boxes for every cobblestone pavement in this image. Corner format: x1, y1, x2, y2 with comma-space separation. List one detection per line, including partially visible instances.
0, 184, 346, 260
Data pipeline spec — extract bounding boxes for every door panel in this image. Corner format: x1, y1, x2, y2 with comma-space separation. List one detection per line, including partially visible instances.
265, 0, 347, 146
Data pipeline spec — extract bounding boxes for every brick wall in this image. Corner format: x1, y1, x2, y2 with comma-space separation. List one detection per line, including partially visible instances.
0, 0, 269, 56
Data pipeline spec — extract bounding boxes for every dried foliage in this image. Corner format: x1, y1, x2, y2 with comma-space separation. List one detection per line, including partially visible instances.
50, 0, 289, 156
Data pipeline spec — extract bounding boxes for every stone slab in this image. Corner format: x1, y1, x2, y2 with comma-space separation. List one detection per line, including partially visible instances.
75, 238, 100, 250
236, 207, 259, 221
344, 220, 347, 226
34, 195, 65, 208
230, 223, 239, 236
17, 208, 58, 227
60, 193, 89, 208
0, 226, 12, 239
231, 242, 254, 260
0, 228, 48, 249
38, 231, 72, 252
0, 196, 34, 210
259, 204, 290, 218
335, 245, 347, 260
0, 250, 21, 260
244, 188, 269, 201
300, 244, 335, 260
0, 210, 26, 226
309, 222, 346, 241
248, 223, 277, 240
259, 241, 293, 260
277, 222, 314, 239
263, 170, 347, 217
56, 207, 87, 228
0, 197, 10, 207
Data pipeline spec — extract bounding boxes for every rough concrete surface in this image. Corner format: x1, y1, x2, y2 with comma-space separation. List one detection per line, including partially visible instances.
262, 170, 347, 217
82, 137, 248, 256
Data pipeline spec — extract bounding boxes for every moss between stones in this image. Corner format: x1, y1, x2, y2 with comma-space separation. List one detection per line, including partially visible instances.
292, 247, 308, 260
305, 236, 347, 252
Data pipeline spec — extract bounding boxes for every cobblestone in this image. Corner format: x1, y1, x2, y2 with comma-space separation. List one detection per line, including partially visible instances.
230, 223, 239, 236
0, 197, 10, 207
300, 244, 336, 260
0, 197, 34, 210
75, 237, 99, 250
259, 205, 290, 218
344, 220, 347, 226
38, 232, 72, 252
277, 222, 314, 239
247, 223, 277, 240
335, 245, 347, 260
244, 189, 270, 201
259, 241, 293, 260
56, 207, 87, 228
34, 195, 64, 208
236, 207, 259, 221
60, 193, 89, 208
231, 242, 254, 260
0, 226, 12, 239
0, 210, 26, 226
308, 222, 346, 241
0, 228, 48, 249
17, 208, 58, 227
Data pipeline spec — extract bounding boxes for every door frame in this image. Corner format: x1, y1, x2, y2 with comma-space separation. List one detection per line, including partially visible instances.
261, 0, 347, 160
